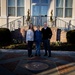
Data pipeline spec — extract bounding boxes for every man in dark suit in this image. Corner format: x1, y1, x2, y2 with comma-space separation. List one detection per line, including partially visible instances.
41, 22, 52, 57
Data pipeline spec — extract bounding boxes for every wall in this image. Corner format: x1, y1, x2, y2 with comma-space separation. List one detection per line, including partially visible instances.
0, 0, 75, 30
11, 26, 67, 43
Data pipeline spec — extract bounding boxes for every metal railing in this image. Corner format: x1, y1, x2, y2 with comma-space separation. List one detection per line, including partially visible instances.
31, 16, 75, 31
56, 17, 75, 31
0, 16, 27, 31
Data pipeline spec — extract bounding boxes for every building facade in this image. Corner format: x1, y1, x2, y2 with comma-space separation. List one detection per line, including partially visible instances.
0, 0, 75, 30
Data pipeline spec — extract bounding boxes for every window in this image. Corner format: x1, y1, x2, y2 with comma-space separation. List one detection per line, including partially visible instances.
32, 0, 39, 3
32, 5, 48, 16
41, 6, 48, 16
32, 5, 39, 16
8, 0, 24, 16
32, 0, 48, 4
8, 0, 15, 16
41, 0, 48, 4
65, 0, 73, 17
32, 0, 48, 16
0, 0, 1, 16
17, 0, 24, 16
56, 0, 63, 17
56, 0, 73, 17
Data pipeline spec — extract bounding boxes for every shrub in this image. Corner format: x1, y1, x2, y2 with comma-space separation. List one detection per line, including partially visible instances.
0, 28, 12, 46
66, 30, 75, 44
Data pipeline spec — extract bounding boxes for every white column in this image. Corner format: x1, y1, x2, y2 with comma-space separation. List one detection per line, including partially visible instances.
72, 0, 75, 25
1, 0, 7, 17
0, 0, 7, 25
25, 0, 31, 16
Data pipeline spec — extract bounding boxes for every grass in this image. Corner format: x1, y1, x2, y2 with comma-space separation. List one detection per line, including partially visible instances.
0, 42, 75, 51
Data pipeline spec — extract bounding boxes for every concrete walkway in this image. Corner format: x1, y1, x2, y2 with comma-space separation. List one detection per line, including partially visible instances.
0, 49, 75, 75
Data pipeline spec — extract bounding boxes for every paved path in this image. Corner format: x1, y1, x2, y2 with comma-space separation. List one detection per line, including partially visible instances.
0, 49, 75, 75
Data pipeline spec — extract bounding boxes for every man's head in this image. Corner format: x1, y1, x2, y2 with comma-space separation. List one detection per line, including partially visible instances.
36, 25, 40, 30
44, 22, 47, 28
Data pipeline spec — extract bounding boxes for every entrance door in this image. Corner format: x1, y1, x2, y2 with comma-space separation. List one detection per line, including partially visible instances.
31, 0, 49, 25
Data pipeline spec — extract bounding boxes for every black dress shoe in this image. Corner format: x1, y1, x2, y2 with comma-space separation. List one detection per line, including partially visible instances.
38, 54, 41, 56
30, 55, 33, 57
35, 54, 37, 56
44, 54, 47, 56
28, 55, 33, 57
48, 55, 51, 57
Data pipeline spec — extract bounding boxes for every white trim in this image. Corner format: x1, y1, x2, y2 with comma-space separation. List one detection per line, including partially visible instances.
15, 0, 17, 16
1, 0, 2, 16
24, 0, 26, 16
6, 0, 8, 16
0, 16, 7, 18
31, 0, 32, 16
63, 0, 65, 18
54, 0, 56, 16
0, 0, 1, 16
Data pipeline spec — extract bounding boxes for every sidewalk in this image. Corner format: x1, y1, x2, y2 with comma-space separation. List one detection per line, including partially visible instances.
0, 49, 75, 75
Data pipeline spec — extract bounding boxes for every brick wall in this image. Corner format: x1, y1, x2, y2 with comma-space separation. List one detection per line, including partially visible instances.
50, 27, 58, 42
11, 26, 67, 43
60, 31, 67, 42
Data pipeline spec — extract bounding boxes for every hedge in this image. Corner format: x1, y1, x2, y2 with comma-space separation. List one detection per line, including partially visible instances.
66, 30, 75, 44
0, 28, 12, 46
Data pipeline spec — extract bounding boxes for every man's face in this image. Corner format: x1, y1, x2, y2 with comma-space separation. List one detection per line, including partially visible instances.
44, 23, 47, 28
37, 26, 40, 30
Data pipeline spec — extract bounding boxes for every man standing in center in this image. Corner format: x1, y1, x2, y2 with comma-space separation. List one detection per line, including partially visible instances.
34, 26, 42, 56
41, 22, 52, 57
